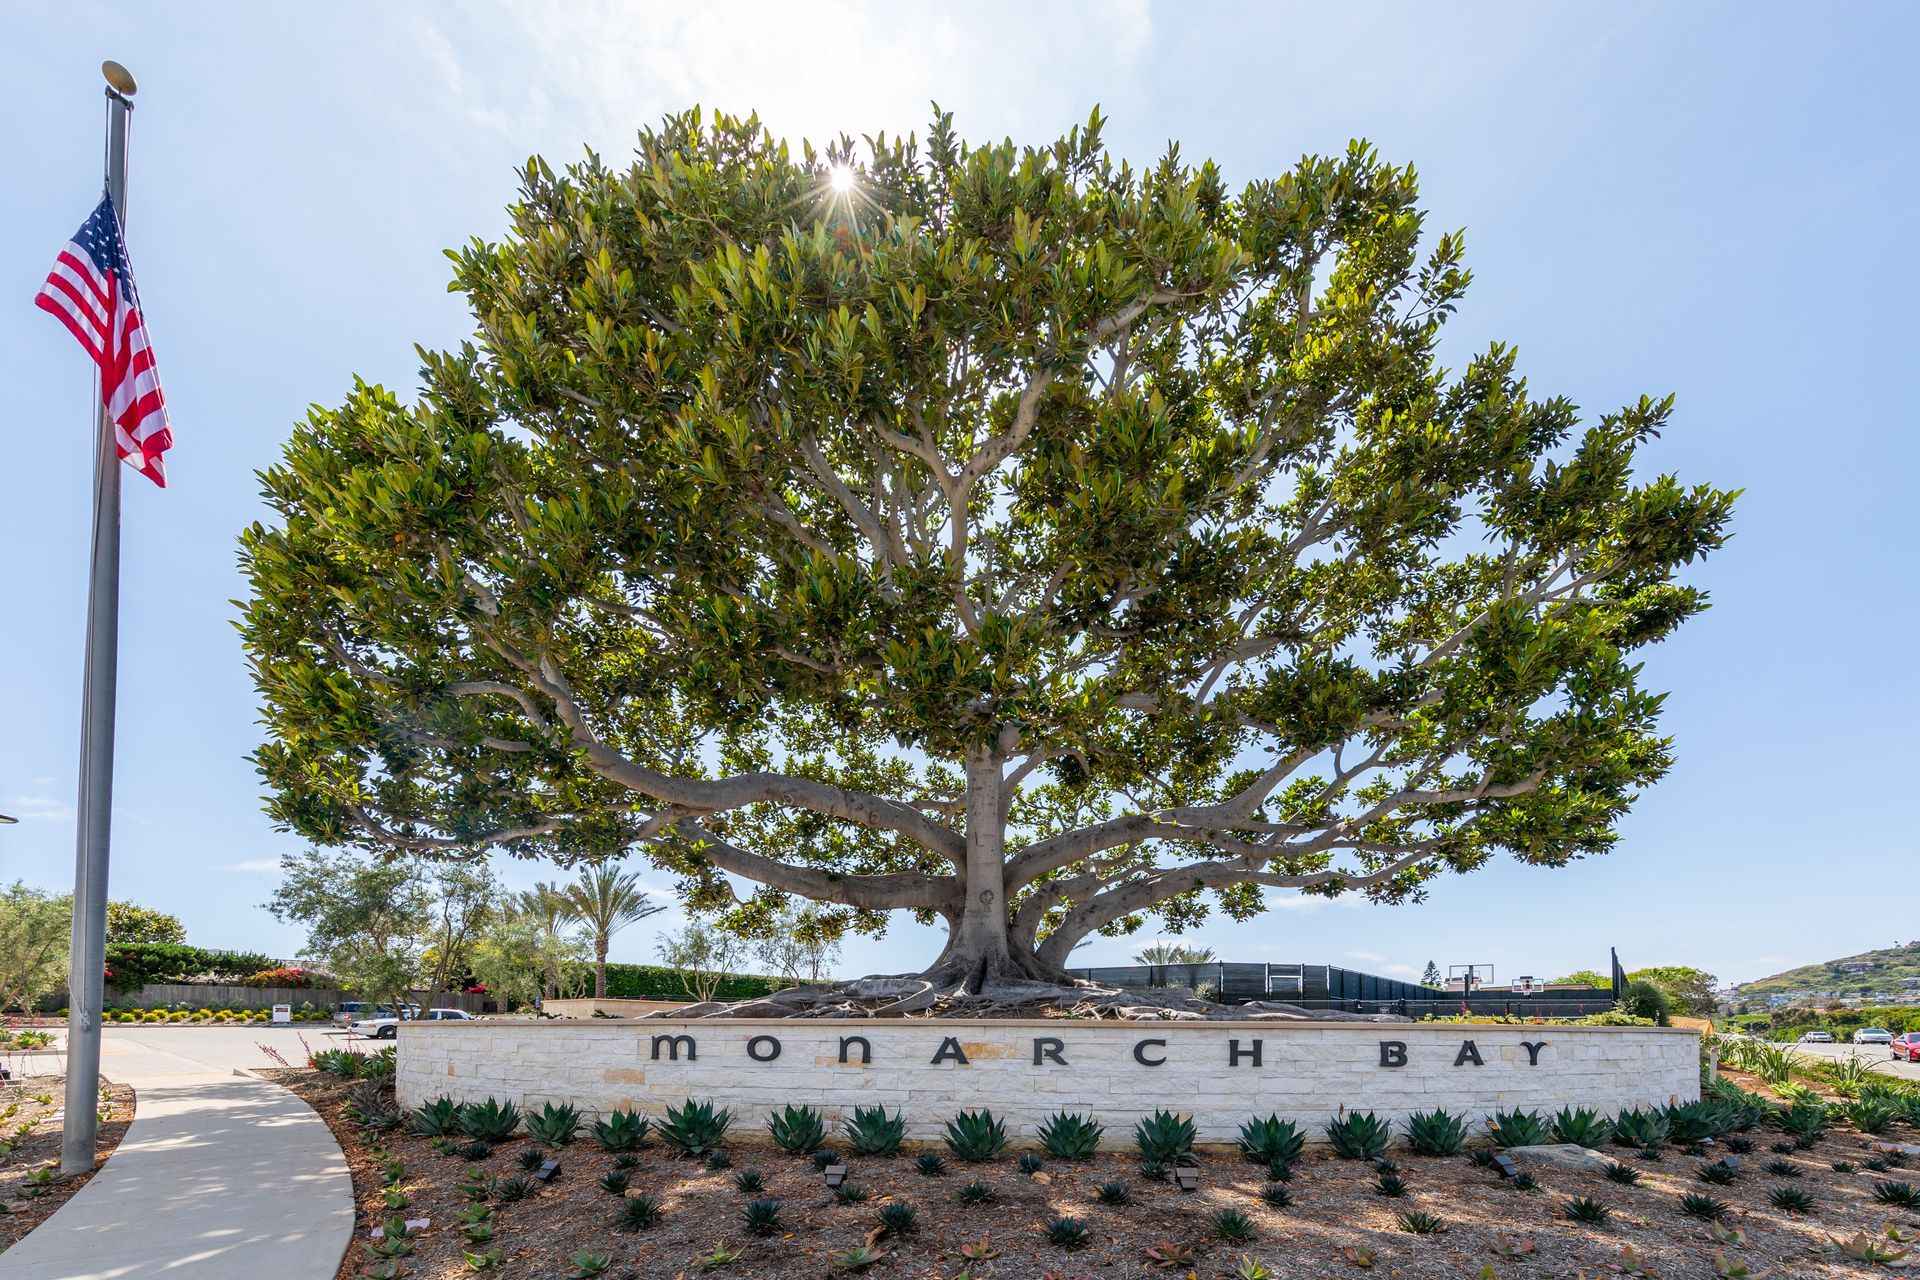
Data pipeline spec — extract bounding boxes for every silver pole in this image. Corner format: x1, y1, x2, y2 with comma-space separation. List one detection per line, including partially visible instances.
61, 63, 136, 1179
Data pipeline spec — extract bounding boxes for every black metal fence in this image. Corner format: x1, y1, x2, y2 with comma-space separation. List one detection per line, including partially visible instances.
1065, 961, 1620, 1018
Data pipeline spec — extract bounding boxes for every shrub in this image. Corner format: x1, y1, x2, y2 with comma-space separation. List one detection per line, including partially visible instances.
1134, 1110, 1197, 1165
525, 1101, 581, 1147
1402, 1109, 1467, 1157
1238, 1115, 1306, 1166
843, 1106, 906, 1156
1038, 1112, 1103, 1161
1551, 1107, 1613, 1148
1618, 979, 1671, 1025
1326, 1112, 1392, 1160
659, 1098, 731, 1158
1045, 1216, 1091, 1250
590, 1111, 650, 1153
943, 1110, 1009, 1162
768, 1104, 827, 1155
459, 1099, 521, 1143
240, 966, 317, 988
1487, 1109, 1550, 1149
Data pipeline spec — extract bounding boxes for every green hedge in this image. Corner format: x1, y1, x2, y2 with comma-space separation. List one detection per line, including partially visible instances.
600, 963, 788, 1002
103, 944, 279, 990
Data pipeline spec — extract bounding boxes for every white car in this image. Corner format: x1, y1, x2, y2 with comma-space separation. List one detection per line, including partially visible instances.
1852, 1028, 1893, 1045
354, 1007, 475, 1039
1798, 1030, 1835, 1044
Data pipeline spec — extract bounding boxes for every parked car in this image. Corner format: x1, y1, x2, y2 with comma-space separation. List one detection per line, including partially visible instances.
354, 1007, 474, 1039
1891, 1032, 1920, 1063
332, 1001, 371, 1027
1798, 1030, 1835, 1043
1852, 1027, 1893, 1045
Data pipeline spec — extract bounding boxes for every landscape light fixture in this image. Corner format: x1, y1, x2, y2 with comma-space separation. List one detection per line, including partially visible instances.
1491, 1153, 1520, 1179
821, 1162, 849, 1189
535, 1159, 561, 1183
1173, 1165, 1200, 1192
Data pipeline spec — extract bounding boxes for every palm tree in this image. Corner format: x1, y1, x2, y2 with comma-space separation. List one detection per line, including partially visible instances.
515, 882, 582, 999
564, 865, 667, 999
1131, 942, 1217, 966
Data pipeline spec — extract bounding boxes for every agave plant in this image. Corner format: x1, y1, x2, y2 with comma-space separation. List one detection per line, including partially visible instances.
1134, 1110, 1197, 1166
1603, 1161, 1642, 1185
526, 1101, 582, 1147
876, 1201, 919, 1236
1038, 1111, 1104, 1161
1611, 1108, 1669, 1150
596, 1170, 629, 1196
834, 1182, 870, 1204
659, 1098, 732, 1158
1696, 1160, 1739, 1186
1326, 1111, 1392, 1160
517, 1148, 546, 1172
1046, 1215, 1091, 1250
768, 1104, 827, 1154
407, 1097, 463, 1138
344, 1083, 404, 1131
493, 1175, 532, 1203
843, 1106, 906, 1156
1238, 1115, 1306, 1166
1764, 1159, 1801, 1178
1403, 1109, 1467, 1157
459, 1099, 521, 1143
1563, 1197, 1612, 1225
1259, 1183, 1292, 1208
1096, 1180, 1131, 1205
1846, 1098, 1899, 1136
1373, 1169, 1409, 1198
1664, 1100, 1732, 1145
1486, 1109, 1550, 1149
830, 1245, 889, 1273
1551, 1107, 1614, 1148
1766, 1186, 1813, 1213
915, 1152, 948, 1176
1397, 1211, 1445, 1234
733, 1169, 767, 1194
1679, 1192, 1729, 1220
589, 1110, 650, 1153
953, 1179, 996, 1205
810, 1148, 842, 1171
1210, 1208, 1255, 1242
741, 1196, 784, 1236
1017, 1152, 1045, 1175
1874, 1181, 1920, 1210
1779, 1102, 1827, 1138
944, 1110, 1009, 1162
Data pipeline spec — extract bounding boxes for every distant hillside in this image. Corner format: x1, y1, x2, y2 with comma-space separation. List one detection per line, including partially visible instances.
1736, 941, 1920, 999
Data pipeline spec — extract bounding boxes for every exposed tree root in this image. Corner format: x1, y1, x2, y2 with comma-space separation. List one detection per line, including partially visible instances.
642, 974, 1409, 1022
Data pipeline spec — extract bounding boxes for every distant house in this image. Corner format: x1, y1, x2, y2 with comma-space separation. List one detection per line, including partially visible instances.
1838, 962, 1876, 975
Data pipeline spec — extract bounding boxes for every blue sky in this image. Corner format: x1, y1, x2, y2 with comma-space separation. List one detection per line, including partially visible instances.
2, 2, 1914, 987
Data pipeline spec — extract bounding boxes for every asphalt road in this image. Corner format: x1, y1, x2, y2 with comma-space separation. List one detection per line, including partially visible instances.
1779, 1038, 1920, 1082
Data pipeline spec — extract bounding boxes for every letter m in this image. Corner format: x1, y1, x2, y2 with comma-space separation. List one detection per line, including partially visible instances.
651, 1034, 696, 1061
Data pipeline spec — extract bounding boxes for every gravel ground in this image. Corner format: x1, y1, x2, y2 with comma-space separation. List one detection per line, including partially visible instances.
277, 1066, 1920, 1280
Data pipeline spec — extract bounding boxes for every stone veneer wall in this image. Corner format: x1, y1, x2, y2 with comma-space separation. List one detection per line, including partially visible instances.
397, 1019, 1699, 1146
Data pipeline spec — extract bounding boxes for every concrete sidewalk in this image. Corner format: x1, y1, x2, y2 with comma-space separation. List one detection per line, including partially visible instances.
0, 1036, 354, 1280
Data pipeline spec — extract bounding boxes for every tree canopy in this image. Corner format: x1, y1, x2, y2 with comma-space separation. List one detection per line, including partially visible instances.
240, 108, 1734, 995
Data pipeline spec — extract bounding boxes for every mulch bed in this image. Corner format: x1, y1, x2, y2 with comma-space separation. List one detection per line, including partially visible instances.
274, 1065, 1920, 1280
0, 1076, 137, 1254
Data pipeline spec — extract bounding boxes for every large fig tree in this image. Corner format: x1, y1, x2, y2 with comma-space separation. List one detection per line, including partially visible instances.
240, 109, 1734, 998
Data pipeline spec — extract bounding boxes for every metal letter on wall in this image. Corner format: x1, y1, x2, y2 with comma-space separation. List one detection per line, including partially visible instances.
651, 1034, 696, 1061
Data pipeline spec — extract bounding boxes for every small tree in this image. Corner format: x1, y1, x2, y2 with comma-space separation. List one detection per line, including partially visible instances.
420, 863, 498, 994
563, 865, 667, 998
1421, 960, 1442, 988
1628, 965, 1719, 1017
513, 883, 586, 999
265, 848, 431, 1013
1552, 969, 1613, 990
0, 883, 70, 1013
657, 918, 749, 1004
469, 903, 589, 1010
239, 110, 1736, 1000
751, 902, 844, 986
105, 901, 186, 946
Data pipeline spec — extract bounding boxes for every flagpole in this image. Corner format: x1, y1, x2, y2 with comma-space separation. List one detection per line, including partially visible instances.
61, 60, 137, 1179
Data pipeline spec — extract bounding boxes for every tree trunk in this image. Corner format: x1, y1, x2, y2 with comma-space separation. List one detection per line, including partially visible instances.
594, 939, 608, 999
920, 749, 1069, 993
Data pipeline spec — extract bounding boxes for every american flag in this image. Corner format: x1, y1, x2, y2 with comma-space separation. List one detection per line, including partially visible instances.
36, 195, 173, 487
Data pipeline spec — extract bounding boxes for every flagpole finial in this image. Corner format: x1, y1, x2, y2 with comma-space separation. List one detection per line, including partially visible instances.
101, 60, 138, 96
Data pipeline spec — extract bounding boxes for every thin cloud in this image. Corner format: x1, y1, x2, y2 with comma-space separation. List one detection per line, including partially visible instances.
209, 859, 281, 872
2, 794, 73, 822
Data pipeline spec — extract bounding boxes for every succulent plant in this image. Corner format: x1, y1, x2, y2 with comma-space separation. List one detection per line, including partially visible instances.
568, 1250, 612, 1278
1848, 1099, 1900, 1135
1096, 1180, 1131, 1205
1238, 1115, 1307, 1166
1874, 1181, 1920, 1209
1779, 1102, 1827, 1137
1769, 1140, 1796, 1154
517, 1148, 546, 1172
1664, 1100, 1732, 1145
660, 1098, 732, 1158
1259, 1183, 1293, 1208
1134, 1110, 1198, 1166
1764, 1159, 1801, 1178
834, 1182, 870, 1204
1138, 1158, 1169, 1182
493, 1176, 532, 1203
459, 1099, 521, 1143
1563, 1197, 1612, 1225
768, 1104, 827, 1155
1551, 1107, 1613, 1149
1604, 1161, 1642, 1185
829, 1245, 889, 1273
1830, 1160, 1857, 1173
611, 1152, 639, 1171
1766, 1186, 1814, 1213
954, 1179, 996, 1205
344, 1083, 404, 1131
1723, 1136, 1755, 1154
1326, 1111, 1392, 1160
741, 1196, 784, 1236
876, 1200, 919, 1236
1143, 1242, 1196, 1268
1680, 1193, 1730, 1220
1038, 1111, 1104, 1161
1468, 1149, 1497, 1168
526, 1101, 581, 1147
1487, 1108, 1550, 1149
1636, 1146, 1664, 1162
733, 1168, 766, 1194
1397, 1211, 1445, 1234
1510, 1172, 1541, 1194
810, 1147, 842, 1171
941, 1109, 1008, 1162
1211, 1208, 1256, 1242
590, 1110, 650, 1153
842, 1106, 905, 1156
1046, 1215, 1091, 1249
1265, 1157, 1294, 1182
1865, 1156, 1892, 1172
407, 1097, 463, 1137
705, 1149, 732, 1170
1696, 1160, 1739, 1186
1611, 1108, 1669, 1150
1373, 1169, 1409, 1198
596, 1170, 629, 1196
915, 1152, 948, 1176
460, 1141, 494, 1162
1403, 1109, 1468, 1157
